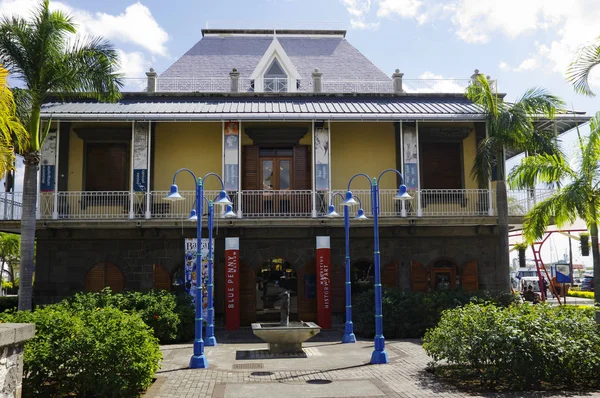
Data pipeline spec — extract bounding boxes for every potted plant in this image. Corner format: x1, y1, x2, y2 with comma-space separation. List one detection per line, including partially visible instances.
514, 243, 528, 268
580, 233, 590, 256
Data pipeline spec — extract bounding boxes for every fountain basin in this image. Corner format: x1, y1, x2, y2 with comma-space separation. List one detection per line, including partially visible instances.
251, 322, 321, 354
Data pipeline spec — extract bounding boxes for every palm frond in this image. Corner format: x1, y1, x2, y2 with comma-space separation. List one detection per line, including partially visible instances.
507, 153, 574, 189
471, 136, 500, 184
466, 74, 499, 118
567, 37, 600, 96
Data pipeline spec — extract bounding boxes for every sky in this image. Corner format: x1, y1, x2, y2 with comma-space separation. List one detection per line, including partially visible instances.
1, 0, 599, 270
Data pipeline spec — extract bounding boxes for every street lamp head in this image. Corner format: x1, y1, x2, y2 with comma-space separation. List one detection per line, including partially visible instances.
342, 190, 358, 206
223, 204, 237, 218
326, 204, 340, 218
214, 190, 233, 207
165, 184, 184, 201
394, 184, 412, 201
188, 209, 198, 221
355, 208, 368, 220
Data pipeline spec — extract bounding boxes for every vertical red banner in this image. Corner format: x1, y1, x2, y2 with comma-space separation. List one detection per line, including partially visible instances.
316, 236, 332, 329
225, 237, 240, 330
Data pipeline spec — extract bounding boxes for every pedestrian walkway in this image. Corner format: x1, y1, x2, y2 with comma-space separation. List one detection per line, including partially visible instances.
144, 329, 600, 398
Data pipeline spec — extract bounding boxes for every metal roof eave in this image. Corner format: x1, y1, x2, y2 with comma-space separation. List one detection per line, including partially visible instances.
38, 112, 487, 122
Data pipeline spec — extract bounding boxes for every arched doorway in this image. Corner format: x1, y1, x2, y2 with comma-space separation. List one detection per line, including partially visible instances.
430, 258, 457, 290
351, 260, 374, 296
85, 262, 125, 292
255, 258, 298, 322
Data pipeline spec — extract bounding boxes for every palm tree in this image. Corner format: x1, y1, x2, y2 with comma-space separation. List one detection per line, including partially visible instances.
467, 74, 564, 292
0, 232, 20, 283
567, 36, 600, 96
0, 0, 122, 310
508, 112, 600, 317
0, 66, 27, 177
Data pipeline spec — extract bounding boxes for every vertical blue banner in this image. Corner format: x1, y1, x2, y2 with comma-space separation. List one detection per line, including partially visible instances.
133, 169, 147, 192
40, 165, 55, 192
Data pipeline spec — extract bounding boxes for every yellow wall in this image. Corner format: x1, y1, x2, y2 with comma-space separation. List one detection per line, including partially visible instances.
68, 128, 83, 191
331, 122, 396, 189
462, 127, 478, 189
154, 122, 222, 190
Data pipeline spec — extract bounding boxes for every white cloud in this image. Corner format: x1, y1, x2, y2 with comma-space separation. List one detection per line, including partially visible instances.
0, 0, 169, 62
403, 71, 466, 93
340, 0, 372, 17
377, 0, 422, 18
499, 62, 510, 71
350, 19, 380, 30
514, 58, 539, 72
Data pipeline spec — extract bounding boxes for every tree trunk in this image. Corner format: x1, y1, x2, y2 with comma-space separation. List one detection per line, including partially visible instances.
496, 179, 511, 292
18, 156, 39, 311
590, 221, 600, 324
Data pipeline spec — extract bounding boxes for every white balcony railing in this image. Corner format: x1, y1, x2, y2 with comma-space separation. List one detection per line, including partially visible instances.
0, 189, 552, 222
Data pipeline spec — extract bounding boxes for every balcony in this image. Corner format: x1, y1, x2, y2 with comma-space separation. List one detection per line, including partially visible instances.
123, 77, 496, 95
0, 189, 552, 223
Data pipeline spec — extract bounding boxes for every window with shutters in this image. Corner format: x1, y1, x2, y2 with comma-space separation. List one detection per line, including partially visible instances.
420, 142, 462, 189
85, 262, 125, 292
85, 143, 129, 191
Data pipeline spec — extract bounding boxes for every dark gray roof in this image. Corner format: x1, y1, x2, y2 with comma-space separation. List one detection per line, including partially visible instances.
40, 96, 486, 121
161, 35, 390, 83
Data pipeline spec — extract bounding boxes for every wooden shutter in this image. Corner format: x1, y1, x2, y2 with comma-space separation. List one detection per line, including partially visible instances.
85, 143, 128, 191
153, 264, 171, 291
293, 145, 310, 190
239, 261, 256, 325
421, 143, 462, 189
461, 260, 479, 292
85, 262, 124, 293
410, 261, 428, 292
383, 261, 399, 288
242, 145, 259, 190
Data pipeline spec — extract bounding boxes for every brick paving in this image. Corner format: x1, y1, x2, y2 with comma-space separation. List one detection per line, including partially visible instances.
144, 329, 600, 398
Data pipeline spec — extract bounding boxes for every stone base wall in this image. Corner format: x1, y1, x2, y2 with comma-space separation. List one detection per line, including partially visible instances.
0, 324, 35, 398
34, 225, 506, 312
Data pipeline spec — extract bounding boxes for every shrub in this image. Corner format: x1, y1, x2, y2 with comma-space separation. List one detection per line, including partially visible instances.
353, 288, 518, 339
423, 303, 600, 391
0, 305, 161, 397
174, 293, 195, 342
568, 290, 594, 299
0, 296, 17, 313
64, 289, 183, 344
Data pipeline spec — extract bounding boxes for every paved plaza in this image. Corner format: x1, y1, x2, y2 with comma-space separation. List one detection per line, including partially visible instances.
144, 329, 600, 398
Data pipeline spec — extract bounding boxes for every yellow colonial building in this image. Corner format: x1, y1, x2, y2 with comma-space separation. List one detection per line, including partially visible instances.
1, 29, 586, 325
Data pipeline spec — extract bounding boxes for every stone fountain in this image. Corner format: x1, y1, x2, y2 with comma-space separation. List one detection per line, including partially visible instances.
251, 291, 321, 354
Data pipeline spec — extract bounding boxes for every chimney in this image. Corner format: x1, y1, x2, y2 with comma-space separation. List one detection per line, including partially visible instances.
470, 69, 482, 85
146, 68, 157, 93
312, 68, 322, 93
392, 69, 404, 94
230, 68, 240, 93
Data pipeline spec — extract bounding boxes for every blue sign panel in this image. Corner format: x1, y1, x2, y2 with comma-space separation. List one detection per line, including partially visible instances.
404, 163, 418, 189
133, 169, 147, 192
40, 165, 55, 192
556, 264, 571, 283
315, 164, 329, 190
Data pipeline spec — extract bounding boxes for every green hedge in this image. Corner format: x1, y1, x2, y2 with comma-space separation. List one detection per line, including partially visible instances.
353, 289, 518, 339
62, 289, 194, 344
0, 296, 18, 313
423, 304, 600, 391
568, 290, 595, 299
0, 305, 161, 397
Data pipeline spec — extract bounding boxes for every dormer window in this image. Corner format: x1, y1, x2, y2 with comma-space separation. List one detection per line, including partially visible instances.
264, 59, 287, 92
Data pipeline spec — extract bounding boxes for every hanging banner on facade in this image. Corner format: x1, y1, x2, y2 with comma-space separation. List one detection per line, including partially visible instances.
224, 121, 239, 191
316, 236, 332, 329
314, 127, 329, 191
403, 123, 418, 189
40, 130, 57, 192
184, 238, 214, 319
225, 237, 240, 330
133, 122, 149, 192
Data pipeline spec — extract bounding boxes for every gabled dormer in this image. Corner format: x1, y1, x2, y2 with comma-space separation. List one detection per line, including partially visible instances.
250, 37, 301, 92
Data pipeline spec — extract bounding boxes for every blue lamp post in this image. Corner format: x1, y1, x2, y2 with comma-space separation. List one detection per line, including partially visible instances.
343, 169, 411, 364
326, 193, 367, 344
165, 169, 232, 369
